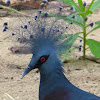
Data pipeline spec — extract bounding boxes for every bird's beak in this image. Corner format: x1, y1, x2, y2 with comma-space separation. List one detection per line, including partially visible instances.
21, 55, 37, 79
21, 65, 33, 79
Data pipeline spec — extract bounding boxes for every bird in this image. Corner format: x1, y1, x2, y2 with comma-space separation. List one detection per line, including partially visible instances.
9, 6, 100, 100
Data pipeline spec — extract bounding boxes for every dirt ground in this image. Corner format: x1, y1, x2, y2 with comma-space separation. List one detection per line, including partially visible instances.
0, 1, 100, 100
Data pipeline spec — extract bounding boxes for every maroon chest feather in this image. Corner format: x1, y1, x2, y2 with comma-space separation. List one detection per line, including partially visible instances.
44, 88, 70, 100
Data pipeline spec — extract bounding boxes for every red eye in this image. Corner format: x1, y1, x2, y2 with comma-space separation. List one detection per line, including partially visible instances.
40, 57, 46, 62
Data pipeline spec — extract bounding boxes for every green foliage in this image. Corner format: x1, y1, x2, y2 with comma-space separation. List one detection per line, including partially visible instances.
61, 48, 75, 62
58, 33, 79, 58
90, 0, 100, 12
48, 14, 83, 27
78, 0, 85, 12
49, 0, 100, 60
87, 21, 100, 35
87, 39, 100, 58
61, 0, 80, 12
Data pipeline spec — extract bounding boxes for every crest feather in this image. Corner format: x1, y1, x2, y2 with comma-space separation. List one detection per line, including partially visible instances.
7, 8, 80, 57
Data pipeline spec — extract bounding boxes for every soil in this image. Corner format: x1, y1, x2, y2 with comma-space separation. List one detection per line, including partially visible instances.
0, 1, 100, 100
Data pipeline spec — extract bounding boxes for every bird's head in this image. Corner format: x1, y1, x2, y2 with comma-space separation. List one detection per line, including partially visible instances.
22, 26, 63, 78
12, 11, 77, 78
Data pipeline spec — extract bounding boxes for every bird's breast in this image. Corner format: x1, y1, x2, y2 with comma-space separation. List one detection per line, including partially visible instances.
43, 88, 70, 100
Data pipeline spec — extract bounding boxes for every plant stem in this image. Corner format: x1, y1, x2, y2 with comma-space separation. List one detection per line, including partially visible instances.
0, 5, 29, 16
83, 20, 86, 60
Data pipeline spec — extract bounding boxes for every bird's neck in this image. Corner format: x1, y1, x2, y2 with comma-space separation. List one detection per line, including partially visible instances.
39, 64, 71, 100
39, 54, 71, 86
40, 64, 70, 85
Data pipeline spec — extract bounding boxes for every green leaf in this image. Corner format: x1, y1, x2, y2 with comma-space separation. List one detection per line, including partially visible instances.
88, 0, 95, 9
90, 0, 100, 12
86, 0, 100, 16
78, 10, 93, 17
95, 21, 100, 26
67, 13, 83, 24
61, 48, 75, 62
58, 32, 79, 57
86, 21, 100, 28
87, 25, 100, 35
60, 0, 80, 12
85, 0, 95, 16
87, 39, 100, 58
60, 0, 74, 6
85, 10, 93, 15
78, 0, 84, 12
58, 34, 73, 40
48, 14, 83, 28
